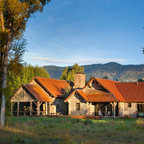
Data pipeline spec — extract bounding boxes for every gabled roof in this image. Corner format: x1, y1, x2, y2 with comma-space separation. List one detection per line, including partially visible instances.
116, 82, 144, 102
23, 84, 50, 102
34, 77, 71, 97
95, 78, 125, 101
84, 88, 117, 102
64, 89, 88, 102
90, 78, 144, 102
64, 89, 116, 102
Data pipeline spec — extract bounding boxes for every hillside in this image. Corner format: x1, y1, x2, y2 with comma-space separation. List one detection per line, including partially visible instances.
43, 62, 144, 82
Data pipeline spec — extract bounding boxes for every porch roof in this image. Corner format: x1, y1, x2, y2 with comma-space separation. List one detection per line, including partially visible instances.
95, 78, 125, 102
23, 84, 50, 102
64, 89, 116, 102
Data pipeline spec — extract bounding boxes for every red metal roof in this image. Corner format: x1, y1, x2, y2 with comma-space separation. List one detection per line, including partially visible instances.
87, 94, 116, 102
85, 89, 116, 102
35, 77, 71, 97
95, 78, 125, 101
64, 89, 116, 102
95, 78, 144, 102
23, 84, 50, 102
116, 82, 144, 102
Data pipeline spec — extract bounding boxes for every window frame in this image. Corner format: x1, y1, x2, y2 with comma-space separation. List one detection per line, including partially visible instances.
128, 103, 131, 108
76, 103, 80, 110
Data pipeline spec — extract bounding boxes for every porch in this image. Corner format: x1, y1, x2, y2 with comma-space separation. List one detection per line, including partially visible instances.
11, 101, 50, 116
92, 102, 119, 117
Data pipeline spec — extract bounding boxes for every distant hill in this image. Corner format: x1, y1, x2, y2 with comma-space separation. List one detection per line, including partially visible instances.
43, 62, 144, 82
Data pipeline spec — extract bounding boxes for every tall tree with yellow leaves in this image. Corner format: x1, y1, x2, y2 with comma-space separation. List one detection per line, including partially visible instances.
0, 0, 50, 126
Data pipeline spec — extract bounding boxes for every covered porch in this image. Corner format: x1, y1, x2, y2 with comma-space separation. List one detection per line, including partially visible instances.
92, 102, 119, 117
10, 84, 51, 116
11, 101, 50, 116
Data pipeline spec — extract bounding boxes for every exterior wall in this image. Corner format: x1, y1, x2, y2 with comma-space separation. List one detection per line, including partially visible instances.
30, 79, 67, 115
11, 87, 36, 102
119, 102, 137, 118
67, 93, 95, 116
74, 74, 86, 89
50, 98, 67, 115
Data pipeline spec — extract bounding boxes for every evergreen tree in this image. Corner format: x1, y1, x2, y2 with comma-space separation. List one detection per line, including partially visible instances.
60, 64, 84, 81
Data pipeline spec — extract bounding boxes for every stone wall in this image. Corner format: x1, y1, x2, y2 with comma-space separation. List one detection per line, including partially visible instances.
74, 74, 86, 89
30, 79, 67, 115
66, 93, 95, 116
119, 102, 137, 118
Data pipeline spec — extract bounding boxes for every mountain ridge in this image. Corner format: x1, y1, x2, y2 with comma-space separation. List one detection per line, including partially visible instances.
43, 62, 144, 82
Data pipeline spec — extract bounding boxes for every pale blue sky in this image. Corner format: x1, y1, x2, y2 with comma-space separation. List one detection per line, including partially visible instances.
24, 0, 144, 66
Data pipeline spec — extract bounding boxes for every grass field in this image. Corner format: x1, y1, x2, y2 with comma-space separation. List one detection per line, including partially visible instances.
0, 117, 144, 144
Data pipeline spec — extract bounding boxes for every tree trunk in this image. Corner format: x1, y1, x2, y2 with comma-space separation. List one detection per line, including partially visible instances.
0, 41, 10, 127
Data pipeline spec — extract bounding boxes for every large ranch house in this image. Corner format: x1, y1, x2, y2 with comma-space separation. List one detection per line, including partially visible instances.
11, 74, 144, 118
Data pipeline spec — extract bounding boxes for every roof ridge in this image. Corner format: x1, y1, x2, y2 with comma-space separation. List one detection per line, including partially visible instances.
34, 77, 56, 97
23, 84, 39, 101
95, 78, 124, 101
23, 84, 50, 102
35, 76, 68, 82
96, 78, 120, 83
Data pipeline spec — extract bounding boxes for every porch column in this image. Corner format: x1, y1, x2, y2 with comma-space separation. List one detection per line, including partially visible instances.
68, 103, 71, 115
45, 102, 48, 115
105, 105, 107, 116
30, 101, 32, 116
113, 102, 117, 118
37, 102, 40, 115
17, 101, 20, 116
11, 102, 13, 116
49, 103, 50, 115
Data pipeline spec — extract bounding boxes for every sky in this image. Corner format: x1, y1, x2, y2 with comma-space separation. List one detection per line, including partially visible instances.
24, 0, 144, 66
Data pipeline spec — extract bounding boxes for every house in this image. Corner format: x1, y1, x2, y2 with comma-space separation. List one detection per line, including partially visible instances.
11, 77, 73, 116
11, 74, 144, 118
65, 77, 144, 118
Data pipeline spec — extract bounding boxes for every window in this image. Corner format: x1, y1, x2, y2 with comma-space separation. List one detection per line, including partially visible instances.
137, 103, 144, 112
128, 103, 131, 107
76, 103, 80, 110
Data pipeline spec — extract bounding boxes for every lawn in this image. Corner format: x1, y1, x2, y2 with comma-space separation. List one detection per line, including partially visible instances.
0, 117, 144, 144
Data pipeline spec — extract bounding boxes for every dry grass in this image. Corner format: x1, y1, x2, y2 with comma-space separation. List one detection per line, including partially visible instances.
0, 117, 144, 144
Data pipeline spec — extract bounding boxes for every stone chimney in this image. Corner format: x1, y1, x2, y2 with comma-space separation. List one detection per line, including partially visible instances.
74, 74, 86, 89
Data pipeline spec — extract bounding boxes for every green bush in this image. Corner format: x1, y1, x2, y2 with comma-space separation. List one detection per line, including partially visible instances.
136, 118, 144, 128
83, 119, 93, 125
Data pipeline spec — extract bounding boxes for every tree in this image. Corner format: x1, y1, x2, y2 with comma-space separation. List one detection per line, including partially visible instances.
138, 79, 144, 82
60, 64, 84, 81
0, 0, 50, 126
102, 76, 108, 79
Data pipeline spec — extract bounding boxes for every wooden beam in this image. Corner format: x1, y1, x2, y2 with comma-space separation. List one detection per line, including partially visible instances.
105, 105, 107, 116
39, 102, 43, 107
17, 101, 20, 116
11, 102, 13, 116
45, 102, 48, 115
113, 102, 117, 118
30, 101, 32, 116
37, 102, 40, 115
48, 103, 50, 115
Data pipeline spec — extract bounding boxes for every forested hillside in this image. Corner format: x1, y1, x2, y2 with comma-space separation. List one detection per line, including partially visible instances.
43, 62, 144, 82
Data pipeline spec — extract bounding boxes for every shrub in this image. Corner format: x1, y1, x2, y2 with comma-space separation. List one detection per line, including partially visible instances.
136, 118, 144, 128
83, 119, 93, 125
59, 133, 73, 144
15, 137, 25, 144
70, 118, 81, 124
